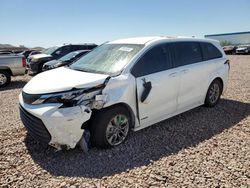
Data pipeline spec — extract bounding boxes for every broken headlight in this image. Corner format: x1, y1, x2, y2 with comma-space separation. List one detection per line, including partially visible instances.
28, 88, 102, 107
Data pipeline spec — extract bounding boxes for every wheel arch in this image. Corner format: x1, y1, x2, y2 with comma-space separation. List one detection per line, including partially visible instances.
209, 77, 224, 92
101, 102, 136, 128
82, 102, 136, 130
0, 66, 13, 76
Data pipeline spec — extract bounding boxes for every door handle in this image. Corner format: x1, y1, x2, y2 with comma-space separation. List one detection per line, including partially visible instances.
169, 72, 178, 77
141, 78, 152, 103
181, 69, 189, 74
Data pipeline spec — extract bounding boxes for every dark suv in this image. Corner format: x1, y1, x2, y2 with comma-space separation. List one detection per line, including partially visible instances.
27, 44, 97, 74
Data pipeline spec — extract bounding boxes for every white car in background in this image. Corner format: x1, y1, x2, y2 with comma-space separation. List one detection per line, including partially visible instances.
19, 36, 229, 150
236, 44, 250, 54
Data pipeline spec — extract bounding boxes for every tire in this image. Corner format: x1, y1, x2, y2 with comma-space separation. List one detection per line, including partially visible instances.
90, 106, 131, 148
204, 79, 222, 107
0, 70, 11, 88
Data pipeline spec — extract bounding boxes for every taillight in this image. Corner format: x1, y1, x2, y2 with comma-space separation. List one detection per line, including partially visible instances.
22, 57, 27, 67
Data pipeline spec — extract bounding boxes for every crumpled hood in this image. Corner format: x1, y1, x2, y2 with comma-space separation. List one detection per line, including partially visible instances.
23, 67, 109, 94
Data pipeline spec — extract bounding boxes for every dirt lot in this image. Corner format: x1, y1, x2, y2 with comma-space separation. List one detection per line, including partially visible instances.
0, 55, 249, 187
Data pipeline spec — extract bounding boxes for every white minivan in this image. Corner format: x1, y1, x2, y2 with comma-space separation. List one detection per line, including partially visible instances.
19, 36, 229, 150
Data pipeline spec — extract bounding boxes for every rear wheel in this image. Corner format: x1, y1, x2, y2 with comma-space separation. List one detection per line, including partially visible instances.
0, 70, 11, 88
204, 79, 222, 107
90, 106, 131, 148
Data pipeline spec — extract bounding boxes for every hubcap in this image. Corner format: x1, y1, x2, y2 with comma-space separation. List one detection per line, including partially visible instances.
0, 73, 7, 85
106, 114, 129, 146
209, 83, 220, 104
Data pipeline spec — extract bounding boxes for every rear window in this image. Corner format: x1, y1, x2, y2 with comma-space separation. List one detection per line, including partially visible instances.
200, 42, 222, 60
173, 42, 202, 67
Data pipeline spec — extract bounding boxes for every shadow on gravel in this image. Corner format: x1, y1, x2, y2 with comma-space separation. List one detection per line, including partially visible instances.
0, 80, 27, 91
24, 98, 250, 178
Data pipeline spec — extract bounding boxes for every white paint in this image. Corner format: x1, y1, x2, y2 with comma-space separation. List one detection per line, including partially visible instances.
19, 36, 229, 149
23, 67, 109, 94
108, 36, 164, 45
19, 94, 92, 149
135, 69, 179, 128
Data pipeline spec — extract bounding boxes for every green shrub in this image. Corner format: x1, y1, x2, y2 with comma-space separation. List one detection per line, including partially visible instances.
220, 40, 232, 46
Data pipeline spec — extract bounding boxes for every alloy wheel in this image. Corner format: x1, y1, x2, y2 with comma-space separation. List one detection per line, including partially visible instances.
209, 82, 220, 104
0, 73, 7, 86
105, 114, 129, 146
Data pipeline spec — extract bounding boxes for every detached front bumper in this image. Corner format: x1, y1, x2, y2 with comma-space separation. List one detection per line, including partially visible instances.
19, 94, 92, 149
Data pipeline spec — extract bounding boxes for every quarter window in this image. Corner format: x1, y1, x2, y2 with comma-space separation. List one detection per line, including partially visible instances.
131, 44, 172, 77
200, 42, 222, 60
173, 42, 202, 67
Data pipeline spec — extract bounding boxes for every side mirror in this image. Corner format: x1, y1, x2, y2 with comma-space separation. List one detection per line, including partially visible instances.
141, 78, 152, 103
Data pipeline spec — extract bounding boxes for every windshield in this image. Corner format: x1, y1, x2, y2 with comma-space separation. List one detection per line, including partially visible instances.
60, 51, 78, 61
70, 44, 144, 75
42, 46, 59, 55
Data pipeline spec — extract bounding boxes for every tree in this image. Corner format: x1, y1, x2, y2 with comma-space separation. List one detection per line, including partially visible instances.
220, 40, 232, 46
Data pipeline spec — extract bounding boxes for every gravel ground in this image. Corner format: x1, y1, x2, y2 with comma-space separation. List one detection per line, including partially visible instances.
0, 55, 249, 187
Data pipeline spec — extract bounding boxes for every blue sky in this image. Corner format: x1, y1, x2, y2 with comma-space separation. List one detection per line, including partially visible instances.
0, 0, 249, 48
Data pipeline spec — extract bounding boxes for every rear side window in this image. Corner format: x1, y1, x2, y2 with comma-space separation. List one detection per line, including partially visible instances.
131, 44, 172, 77
173, 42, 202, 67
200, 42, 222, 60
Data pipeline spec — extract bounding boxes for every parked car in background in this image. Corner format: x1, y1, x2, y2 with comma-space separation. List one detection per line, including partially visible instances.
26, 44, 97, 75
236, 45, 250, 54
0, 51, 13, 55
223, 45, 236, 55
0, 54, 26, 87
13, 50, 24, 54
26, 46, 60, 70
42, 50, 90, 71
19, 36, 229, 151
28, 51, 41, 57
19, 50, 41, 58
0, 50, 13, 54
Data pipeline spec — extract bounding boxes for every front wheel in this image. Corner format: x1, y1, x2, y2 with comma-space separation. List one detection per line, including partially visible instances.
204, 79, 222, 107
90, 106, 131, 148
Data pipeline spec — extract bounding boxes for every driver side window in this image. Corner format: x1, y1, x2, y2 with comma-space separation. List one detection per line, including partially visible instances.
131, 44, 172, 77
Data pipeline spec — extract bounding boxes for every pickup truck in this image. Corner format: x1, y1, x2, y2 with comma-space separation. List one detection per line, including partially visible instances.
0, 55, 26, 87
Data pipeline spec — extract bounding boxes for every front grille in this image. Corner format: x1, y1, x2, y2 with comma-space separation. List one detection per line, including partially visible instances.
22, 92, 41, 105
19, 105, 51, 144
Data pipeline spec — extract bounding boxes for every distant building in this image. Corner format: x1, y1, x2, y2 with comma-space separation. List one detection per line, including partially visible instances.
205, 31, 250, 45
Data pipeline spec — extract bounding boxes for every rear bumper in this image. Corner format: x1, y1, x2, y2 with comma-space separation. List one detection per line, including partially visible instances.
11, 67, 26, 76
19, 94, 92, 149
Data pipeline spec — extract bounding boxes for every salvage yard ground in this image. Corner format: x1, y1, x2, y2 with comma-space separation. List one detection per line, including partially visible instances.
0, 55, 249, 187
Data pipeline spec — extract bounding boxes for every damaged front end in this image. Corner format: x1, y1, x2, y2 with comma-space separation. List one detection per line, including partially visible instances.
20, 78, 110, 151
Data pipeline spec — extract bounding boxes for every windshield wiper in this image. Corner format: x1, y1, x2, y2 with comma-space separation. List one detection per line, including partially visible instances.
70, 67, 94, 73
70, 67, 107, 75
